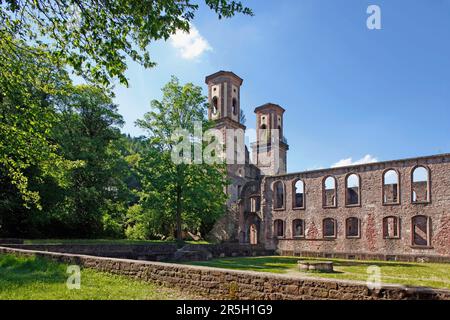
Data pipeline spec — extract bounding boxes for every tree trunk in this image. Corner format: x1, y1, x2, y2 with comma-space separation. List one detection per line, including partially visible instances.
175, 165, 183, 241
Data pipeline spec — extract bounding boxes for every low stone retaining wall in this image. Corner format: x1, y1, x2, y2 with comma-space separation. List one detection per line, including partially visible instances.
0, 239, 24, 245
1, 243, 273, 262
1, 243, 179, 261
1, 246, 449, 300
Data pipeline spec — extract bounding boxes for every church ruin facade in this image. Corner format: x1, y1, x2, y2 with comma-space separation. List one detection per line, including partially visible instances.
206, 70, 450, 262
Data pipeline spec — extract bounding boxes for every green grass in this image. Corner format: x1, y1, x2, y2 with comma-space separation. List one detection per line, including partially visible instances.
0, 254, 199, 300
23, 239, 211, 245
186, 256, 450, 290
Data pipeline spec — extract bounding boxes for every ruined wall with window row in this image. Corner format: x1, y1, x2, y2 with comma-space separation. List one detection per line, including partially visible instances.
261, 154, 450, 261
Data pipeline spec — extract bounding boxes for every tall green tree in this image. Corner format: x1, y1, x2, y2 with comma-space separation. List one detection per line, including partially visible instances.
1, 0, 252, 86
0, 36, 74, 209
52, 85, 132, 237
129, 77, 228, 241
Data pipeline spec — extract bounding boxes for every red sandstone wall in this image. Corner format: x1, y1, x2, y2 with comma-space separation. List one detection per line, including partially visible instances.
261, 154, 450, 260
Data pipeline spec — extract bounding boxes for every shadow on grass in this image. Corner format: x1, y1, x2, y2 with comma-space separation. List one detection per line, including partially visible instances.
0, 254, 67, 286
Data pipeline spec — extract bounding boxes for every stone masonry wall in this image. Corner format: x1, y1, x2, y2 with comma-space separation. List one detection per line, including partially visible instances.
1, 243, 273, 262
1, 246, 449, 300
262, 154, 450, 261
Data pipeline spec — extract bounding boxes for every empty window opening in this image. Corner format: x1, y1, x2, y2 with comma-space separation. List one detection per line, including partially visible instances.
273, 181, 285, 209
383, 216, 400, 239
212, 96, 218, 115
323, 218, 337, 238
412, 215, 431, 246
383, 170, 399, 204
260, 124, 269, 143
346, 217, 360, 238
412, 167, 430, 203
293, 180, 305, 209
346, 174, 360, 206
232, 98, 237, 115
250, 196, 261, 212
274, 219, 284, 238
323, 177, 337, 207
292, 219, 305, 238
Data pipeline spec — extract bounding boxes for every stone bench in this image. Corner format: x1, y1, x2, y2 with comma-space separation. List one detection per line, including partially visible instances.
298, 260, 334, 272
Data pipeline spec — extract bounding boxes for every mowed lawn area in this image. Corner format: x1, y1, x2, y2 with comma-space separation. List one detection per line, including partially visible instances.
187, 256, 450, 290
0, 254, 199, 300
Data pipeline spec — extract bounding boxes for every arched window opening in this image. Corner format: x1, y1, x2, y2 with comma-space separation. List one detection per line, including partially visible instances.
346, 217, 360, 238
293, 180, 305, 209
212, 96, 218, 115
274, 219, 284, 238
412, 215, 431, 246
260, 124, 269, 143
323, 218, 337, 238
412, 167, 430, 203
346, 174, 360, 206
292, 219, 305, 238
383, 216, 400, 239
250, 196, 261, 213
383, 170, 399, 204
232, 98, 237, 115
273, 181, 285, 209
323, 177, 337, 207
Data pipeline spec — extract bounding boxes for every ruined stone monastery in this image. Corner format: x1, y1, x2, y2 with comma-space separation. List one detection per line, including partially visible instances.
206, 71, 450, 262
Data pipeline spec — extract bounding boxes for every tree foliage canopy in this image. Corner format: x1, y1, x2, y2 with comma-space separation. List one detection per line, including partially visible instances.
1, 0, 252, 86
129, 77, 228, 240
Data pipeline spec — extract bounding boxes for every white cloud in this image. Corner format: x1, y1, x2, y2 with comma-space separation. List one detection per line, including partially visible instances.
331, 154, 378, 168
169, 24, 212, 60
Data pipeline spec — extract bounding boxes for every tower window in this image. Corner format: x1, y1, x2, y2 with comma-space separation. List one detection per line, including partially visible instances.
383, 169, 400, 205
212, 96, 218, 115
323, 176, 337, 208
412, 166, 430, 203
232, 98, 237, 115
346, 174, 360, 206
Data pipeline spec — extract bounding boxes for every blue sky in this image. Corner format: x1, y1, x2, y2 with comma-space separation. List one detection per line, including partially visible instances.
112, 0, 450, 173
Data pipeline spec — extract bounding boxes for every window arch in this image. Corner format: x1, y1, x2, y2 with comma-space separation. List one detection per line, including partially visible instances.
412, 215, 431, 246
383, 216, 400, 239
211, 96, 218, 115
274, 219, 285, 238
323, 176, 337, 208
323, 218, 337, 238
383, 169, 400, 205
412, 166, 430, 203
260, 124, 269, 143
232, 98, 237, 115
249, 196, 261, 213
292, 219, 305, 238
273, 181, 285, 209
345, 174, 360, 206
345, 217, 360, 238
293, 180, 305, 209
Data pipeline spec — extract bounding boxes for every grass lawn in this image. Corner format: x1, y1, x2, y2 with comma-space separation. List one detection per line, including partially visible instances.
0, 254, 199, 300
23, 239, 211, 245
187, 256, 450, 290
